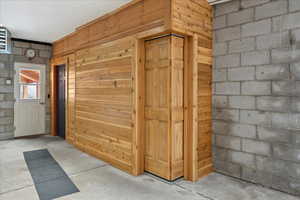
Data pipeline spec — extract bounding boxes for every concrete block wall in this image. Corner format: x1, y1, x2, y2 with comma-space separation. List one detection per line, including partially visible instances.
0, 40, 52, 140
213, 0, 300, 195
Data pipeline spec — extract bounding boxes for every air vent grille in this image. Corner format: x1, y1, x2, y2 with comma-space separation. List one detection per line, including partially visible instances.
0, 27, 12, 54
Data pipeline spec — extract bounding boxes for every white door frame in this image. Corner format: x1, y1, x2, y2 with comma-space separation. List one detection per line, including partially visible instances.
14, 62, 46, 137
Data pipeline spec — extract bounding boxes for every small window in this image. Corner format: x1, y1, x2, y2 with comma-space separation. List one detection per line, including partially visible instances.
19, 69, 40, 100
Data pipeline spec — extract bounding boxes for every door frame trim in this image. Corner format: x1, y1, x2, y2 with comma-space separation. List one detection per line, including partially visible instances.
13, 62, 46, 138
140, 34, 192, 180
50, 58, 68, 137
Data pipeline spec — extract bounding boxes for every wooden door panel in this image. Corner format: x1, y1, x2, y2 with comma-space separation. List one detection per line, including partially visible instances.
144, 35, 184, 180
145, 36, 170, 179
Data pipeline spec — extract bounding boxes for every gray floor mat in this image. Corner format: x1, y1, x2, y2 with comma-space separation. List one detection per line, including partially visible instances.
24, 149, 79, 200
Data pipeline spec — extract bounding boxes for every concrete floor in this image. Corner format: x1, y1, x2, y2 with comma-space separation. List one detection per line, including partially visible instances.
0, 136, 298, 200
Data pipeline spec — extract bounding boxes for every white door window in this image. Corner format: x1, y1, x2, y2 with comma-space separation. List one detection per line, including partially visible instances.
14, 63, 46, 137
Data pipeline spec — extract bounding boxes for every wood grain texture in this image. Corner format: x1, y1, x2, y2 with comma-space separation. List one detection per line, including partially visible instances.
66, 54, 76, 144
172, 0, 213, 180
52, 0, 171, 57
74, 37, 137, 174
51, 0, 213, 181
172, 0, 212, 39
144, 35, 184, 181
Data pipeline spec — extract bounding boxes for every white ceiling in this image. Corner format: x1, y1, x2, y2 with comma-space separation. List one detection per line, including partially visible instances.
0, 0, 131, 43
0, 0, 227, 43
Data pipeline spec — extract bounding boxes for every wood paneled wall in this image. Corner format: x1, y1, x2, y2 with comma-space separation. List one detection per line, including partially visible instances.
172, 0, 213, 180
74, 37, 137, 174
66, 54, 76, 143
52, 0, 171, 57
51, 0, 212, 181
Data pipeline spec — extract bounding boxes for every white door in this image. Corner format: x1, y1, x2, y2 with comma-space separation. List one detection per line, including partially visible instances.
14, 63, 46, 137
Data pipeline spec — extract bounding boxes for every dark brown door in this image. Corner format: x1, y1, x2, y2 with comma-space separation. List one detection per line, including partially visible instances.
56, 65, 66, 139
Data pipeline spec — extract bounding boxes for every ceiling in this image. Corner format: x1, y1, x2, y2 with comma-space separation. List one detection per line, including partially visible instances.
0, 0, 131, 43
0, 0, 228, 43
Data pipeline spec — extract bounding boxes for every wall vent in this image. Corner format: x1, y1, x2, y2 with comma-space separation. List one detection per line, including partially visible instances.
0, 26, 12, 54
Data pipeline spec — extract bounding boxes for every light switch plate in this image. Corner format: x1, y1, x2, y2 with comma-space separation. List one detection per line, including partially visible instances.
5, 79, 12, 85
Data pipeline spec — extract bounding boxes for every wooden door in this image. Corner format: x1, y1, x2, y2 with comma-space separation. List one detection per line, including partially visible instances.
144, 35, 184, 180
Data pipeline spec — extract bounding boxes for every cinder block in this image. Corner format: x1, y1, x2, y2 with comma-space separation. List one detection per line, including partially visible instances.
0, 110, 13, 117
216, 82, 240, 95
230, 123, 256, 138
229, 38, 255, 53
0, 62, 5, 69
272, 81, 300, 96
229, 95, 255, 109
287, 163, 300, 180
213, 147, 228, 161
12, 47, 23, 56
257, 96, 290, 112
256, 156, 282, 173
272, 13, 300, 32
31, 43, 51, 50
257, 126, 290, 143
272, 48, 300, 64
215, 54, 240, 68
212, 120, 230, 135
271, 112, 290, 129
0, 102, 14, 109
227, 8, 254, 26
291, 28, 300, 46
216, 26, 241, 42
0, 117, 13, 125
256, 31, 290, 50
289, 0, 300, 12
214, 15, 226, 30
272, 175, 298, 194
241, 51, 270, 66
13, 41, 30, 48
0, 54, 9, 62
215, 0, 240, 16
240, 110, 271, 126
256, 64, 290, 80
0, 132, 14, 140
0, 86, 13, 93
214, 160, 242, 178
0, 125, 13, 133
213, 108, 240, 122
242, 19, 271, 37
241, 81, 271, 95
39, 50, 52, 58
229, 151, 255, 167
242, 139, 271, 156
213, 42, 227, 56
241, 0, 270, 8
241, 166, 273, 187
228, 67, 255, 81
288, 113, 300, 130
291, 97, 300, 112
290, 62, 300, 80
0, 78, 6, 85
255, 0, 287, 20
0, 69, 10, 78
273, 144, 300, 162
213, 69, 227, 82
216, 135, 241, 151
213, 95, 228, 108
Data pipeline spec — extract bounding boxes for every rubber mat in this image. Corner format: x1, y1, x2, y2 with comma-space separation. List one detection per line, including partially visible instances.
23, 149, 79, 200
